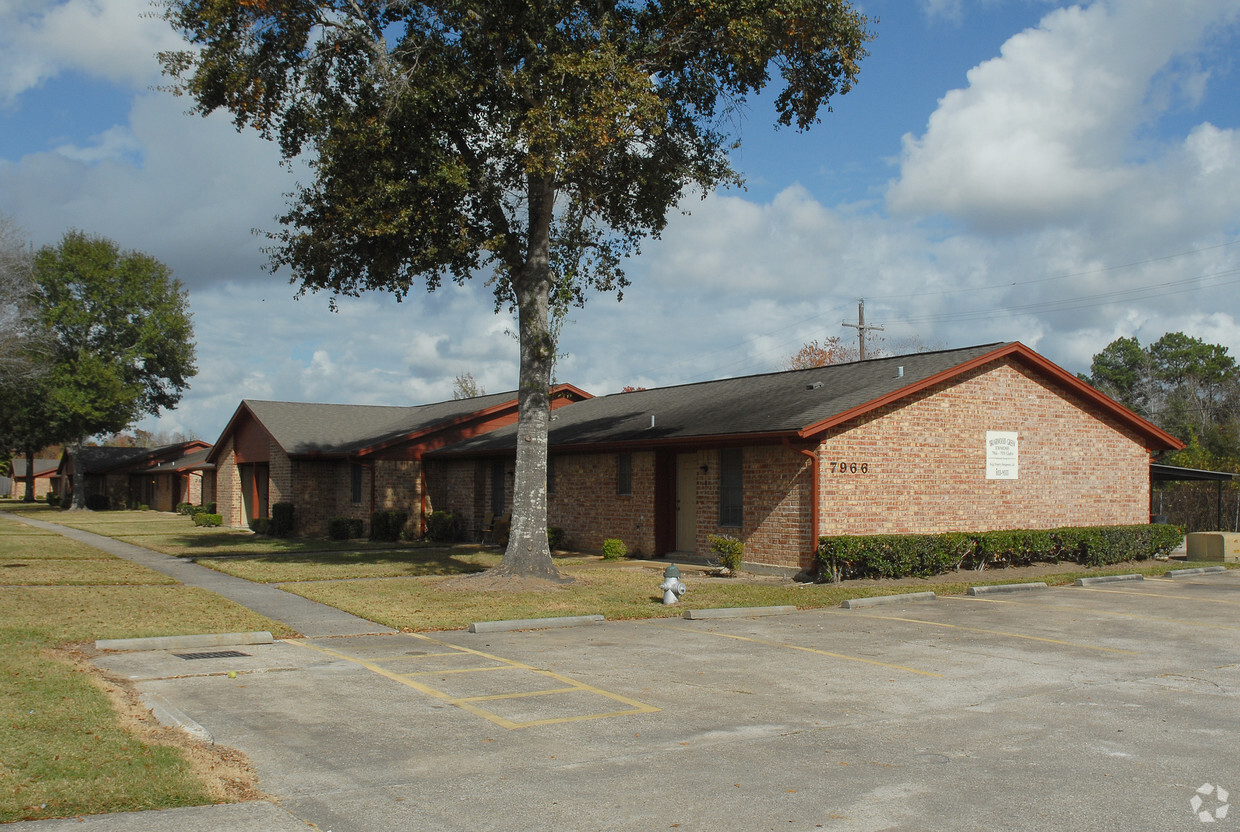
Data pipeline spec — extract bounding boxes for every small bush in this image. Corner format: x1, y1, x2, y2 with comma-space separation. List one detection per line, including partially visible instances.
601, 538, 627, 560
371, 510, 409, 542
193, 513, 223, 527
176, 502, 196, 515
707, 534, 744, 572
328, 517, 354, 540
85, 494, 109, 511
270, 502, 295, 537
425, 511, 463, 543
249, 517, 272, 535
46, 493, 61, 507
548, 526, 566, 551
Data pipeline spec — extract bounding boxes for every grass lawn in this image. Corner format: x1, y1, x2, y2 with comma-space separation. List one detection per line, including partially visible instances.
0, 508, 293, 823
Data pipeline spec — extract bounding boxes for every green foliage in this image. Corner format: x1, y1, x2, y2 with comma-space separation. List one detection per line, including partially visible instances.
270, 502, 295, 537
46, 493, 61, 507
707, 533, 744, 572
328, 517, 354, 541
816, 525, 1184, 581
249, 517, 272, 535
601, 538, 627, 560
370, 510, 409, 542
547, 526, 567, 551
425, 511, 463, 543
176, 502, 196, 515
192, 513, 223, 527
84, 494, 109, 511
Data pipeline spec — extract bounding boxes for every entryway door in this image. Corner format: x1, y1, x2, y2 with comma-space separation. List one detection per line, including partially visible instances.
675, 453, 697, 553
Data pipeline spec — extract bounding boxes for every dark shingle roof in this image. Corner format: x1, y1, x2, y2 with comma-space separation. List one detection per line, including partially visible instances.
435, 344, 1011, 455
241, 391, 520, 456
10, 459, 59, 477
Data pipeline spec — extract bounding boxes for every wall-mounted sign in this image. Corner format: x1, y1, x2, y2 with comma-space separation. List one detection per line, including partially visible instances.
986, 431, 1018, 480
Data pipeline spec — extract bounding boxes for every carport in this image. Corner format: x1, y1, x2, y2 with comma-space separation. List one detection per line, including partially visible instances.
1151, 462, 1238, 530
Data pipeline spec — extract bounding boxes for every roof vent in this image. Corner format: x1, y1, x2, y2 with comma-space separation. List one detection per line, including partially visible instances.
806, 382, 823, 391
897, 366, 904, 379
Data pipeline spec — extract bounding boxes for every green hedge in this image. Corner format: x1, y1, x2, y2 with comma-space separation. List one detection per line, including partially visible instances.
817, 524, 1184, 582
270, 502, 295, 537
328, 517, 364, 540
425, 511, 463, 543
193, 513, 223, 527
370, 510, 408, 542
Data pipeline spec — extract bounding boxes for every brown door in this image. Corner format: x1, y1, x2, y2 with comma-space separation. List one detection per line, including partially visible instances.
675, 453, 697, 553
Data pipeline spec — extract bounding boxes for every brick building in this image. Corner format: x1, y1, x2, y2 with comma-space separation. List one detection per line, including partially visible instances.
7, 458, 59, 501
207, 386, 589, 537
428, 343, 1183, 571
58, 441, 214, 511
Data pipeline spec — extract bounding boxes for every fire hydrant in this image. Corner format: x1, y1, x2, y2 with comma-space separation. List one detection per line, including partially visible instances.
660, 563, 687, 605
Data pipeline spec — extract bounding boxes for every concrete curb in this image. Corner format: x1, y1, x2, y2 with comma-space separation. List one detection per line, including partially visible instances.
96, 631, 274, 652
468, 614, 604, 633
841, 592, 937, 610
967, 582, 1048, 596
682, 605, 798, 620
1168, 566, 1229, 578
1074, 574, 1144, 586
140, 692, 214, 743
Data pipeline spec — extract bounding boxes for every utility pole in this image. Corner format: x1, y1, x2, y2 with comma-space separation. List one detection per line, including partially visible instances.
842, 299, 883, 360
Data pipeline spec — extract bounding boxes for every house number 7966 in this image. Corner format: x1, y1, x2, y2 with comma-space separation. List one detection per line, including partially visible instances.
829, 461, 869, 474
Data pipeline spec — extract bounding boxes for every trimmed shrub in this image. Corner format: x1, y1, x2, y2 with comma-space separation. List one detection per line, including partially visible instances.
193, 513, 223, 527
601, 538, 627, 560
371, 510, 409, 542
816, 523, 1184, 582
707, 534, 744, 572
85, 494, 109, 511
176, 502, 196, 515
46, 493, 61, 507
425, 511, 463, 543
250, 517, 273, 535
547, 526, 566, 551
328, 517, 354, 540
270, 502, 295, 537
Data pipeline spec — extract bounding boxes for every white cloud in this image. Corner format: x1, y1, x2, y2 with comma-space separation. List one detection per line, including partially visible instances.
0, 0, 184, 105
888, 0, 1240, 232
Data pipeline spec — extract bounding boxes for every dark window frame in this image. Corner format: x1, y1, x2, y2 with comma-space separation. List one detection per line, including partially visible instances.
718, 448, 743, 527
350, 463, 363, 504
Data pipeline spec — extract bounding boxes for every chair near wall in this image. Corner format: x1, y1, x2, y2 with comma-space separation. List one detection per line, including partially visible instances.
480, 512, 496, 545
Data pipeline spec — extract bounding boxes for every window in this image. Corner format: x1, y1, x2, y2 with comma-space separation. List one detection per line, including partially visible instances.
350, 463, 363, 504
491, 459, 506, 517
616, 452, 632, 496
718, 448, 743, 527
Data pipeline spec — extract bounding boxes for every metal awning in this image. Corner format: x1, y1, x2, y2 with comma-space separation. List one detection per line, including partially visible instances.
1151, 463, 1238, 483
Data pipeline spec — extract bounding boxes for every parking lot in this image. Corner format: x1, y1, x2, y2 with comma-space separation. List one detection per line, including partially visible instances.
91, 571, 1240, 831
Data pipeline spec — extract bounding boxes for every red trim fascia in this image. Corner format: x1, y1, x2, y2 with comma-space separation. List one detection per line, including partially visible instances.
796, 342, 1184, 451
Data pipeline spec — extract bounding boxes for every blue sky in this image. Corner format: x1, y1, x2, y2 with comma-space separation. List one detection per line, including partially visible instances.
2, 0, 1239, 441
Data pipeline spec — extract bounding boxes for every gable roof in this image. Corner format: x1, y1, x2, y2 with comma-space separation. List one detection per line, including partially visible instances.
209, 385, 591, 461
431, 342, 1183, 456
11, 459, 59, 478
59, 441, 214, 476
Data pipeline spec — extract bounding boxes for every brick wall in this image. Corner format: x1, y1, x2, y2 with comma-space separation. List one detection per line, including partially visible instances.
215, 437, 241, 527
814, 358, 1152, 537
700, 445, 813, 570
548, 451, 657, 555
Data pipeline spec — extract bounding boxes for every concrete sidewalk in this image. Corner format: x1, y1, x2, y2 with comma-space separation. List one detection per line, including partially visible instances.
10, 514, 394, 638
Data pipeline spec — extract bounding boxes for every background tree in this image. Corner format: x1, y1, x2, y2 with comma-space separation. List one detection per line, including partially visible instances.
160, 0, 872, 581
783, 332, 939, 370
0, 214, 59, 502
451, 372, 486, 401
32, 231, 197, 509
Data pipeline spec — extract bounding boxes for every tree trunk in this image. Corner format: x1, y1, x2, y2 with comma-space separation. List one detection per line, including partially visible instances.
487, 175, 567, 583
23, 449, 35, 503
69, 438, 87, 511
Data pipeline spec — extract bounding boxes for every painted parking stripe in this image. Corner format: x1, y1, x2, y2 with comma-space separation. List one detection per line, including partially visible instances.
1070, 585, 1240, 606
655, 622, 942, 677
287, 635, 660, 729
820, 609, 1140, 655
945, 594, 1240, 633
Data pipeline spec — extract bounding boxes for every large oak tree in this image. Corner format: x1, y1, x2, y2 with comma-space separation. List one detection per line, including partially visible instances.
160, 0, 872, 580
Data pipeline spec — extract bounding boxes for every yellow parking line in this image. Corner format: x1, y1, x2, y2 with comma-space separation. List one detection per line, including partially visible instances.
403, 665, 513, 677
821, 609, 1139, 655
1072, 586, 1240, 605
656, 623, 942, 677
287, 636, 660, 729
944, 595, 1240, 632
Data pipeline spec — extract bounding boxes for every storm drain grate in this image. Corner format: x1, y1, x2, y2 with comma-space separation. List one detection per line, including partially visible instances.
173, 650, 250, 661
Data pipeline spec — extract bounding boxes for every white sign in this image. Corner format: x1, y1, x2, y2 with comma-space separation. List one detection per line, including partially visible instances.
986, 431, 1018, 480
